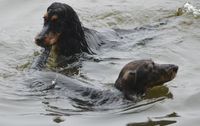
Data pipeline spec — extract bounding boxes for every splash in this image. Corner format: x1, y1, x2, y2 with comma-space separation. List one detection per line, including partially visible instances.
177, 2, 200, 17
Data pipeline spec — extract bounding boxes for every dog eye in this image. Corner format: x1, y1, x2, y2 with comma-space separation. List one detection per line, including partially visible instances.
144, 63, 153, 71
43, 17, 48, 22
51, 19, 58, 23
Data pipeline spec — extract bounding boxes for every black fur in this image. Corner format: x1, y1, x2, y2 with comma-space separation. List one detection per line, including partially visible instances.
35, 2, 96, 57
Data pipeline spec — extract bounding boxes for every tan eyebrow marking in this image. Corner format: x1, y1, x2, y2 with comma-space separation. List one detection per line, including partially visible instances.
51, 15, 58, 21
43, 12, 48, 19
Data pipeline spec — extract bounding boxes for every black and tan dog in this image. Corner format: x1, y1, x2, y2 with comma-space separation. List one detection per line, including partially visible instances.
35, 2, 100, 58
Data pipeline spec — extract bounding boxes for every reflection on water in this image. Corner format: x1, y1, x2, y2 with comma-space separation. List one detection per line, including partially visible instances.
144, 86, 173, 99
154, 112, 180, 119
127, 112, 180, 126
53, 116, 65, 123
127, 119, 176, 126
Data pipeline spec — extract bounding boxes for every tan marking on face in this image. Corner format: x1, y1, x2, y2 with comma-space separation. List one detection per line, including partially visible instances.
44, 32, 61, 45
51, 15, 58, 21
43, 12, 48, 20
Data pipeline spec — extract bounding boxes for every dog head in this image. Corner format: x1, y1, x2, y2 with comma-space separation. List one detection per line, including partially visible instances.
35, 2, 84, 48
115, 60, 178, 99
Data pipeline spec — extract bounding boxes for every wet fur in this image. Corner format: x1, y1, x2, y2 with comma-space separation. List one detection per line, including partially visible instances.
35, 2, 101, 57
34, 3, 179, 101
115, 60, 178, 100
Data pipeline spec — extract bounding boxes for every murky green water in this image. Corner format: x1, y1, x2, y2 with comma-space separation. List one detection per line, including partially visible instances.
1, 0, 200, 126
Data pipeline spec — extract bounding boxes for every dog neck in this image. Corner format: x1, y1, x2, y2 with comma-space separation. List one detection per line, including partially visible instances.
46, 44, 72, 68
46, 45, 59, 68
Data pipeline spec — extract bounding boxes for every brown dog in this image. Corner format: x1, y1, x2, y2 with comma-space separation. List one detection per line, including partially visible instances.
115, 59, 178, 100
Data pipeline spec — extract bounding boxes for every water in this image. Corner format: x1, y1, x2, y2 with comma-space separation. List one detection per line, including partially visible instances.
1, 0, 200, 126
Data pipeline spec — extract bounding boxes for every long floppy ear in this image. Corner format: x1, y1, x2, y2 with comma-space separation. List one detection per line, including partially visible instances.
121, 70, 137, 91
62, 4, 91, 54
63, 4, 83, 36
122, 71, 137, 100
122, 70, 138, 101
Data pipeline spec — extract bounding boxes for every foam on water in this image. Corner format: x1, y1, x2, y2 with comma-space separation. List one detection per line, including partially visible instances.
183, 2, 200, 17
177, 2, 200, 17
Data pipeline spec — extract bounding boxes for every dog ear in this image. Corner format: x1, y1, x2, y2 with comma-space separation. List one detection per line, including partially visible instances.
127, 70, 137, 84
121, 70, 138, 90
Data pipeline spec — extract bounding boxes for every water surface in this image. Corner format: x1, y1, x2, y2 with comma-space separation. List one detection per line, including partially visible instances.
1, 0, 200, 126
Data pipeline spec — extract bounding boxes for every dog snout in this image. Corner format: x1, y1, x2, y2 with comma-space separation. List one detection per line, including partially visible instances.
172, 65, 178, 73
35, 25, 49, 47
159, 64, 178, 73
167, 64, 178, 73
35, 35, 43, 43
35, 35, 45, 46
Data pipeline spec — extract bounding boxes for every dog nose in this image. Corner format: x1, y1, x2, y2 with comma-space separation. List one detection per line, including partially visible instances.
35, 35, 45, 47
172, 65, 178, 73
168, 64, 178, 73
35, 36, 43, 43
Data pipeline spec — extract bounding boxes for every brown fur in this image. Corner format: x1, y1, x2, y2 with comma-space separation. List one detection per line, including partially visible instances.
115, 59, 178, 100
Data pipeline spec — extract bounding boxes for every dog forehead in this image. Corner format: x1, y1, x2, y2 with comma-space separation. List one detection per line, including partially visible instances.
48, 2, 63, 10
47, 3, 66, 14
47, 8, 65, 18
123, 60, 155, 77
123, 60, 153, 70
